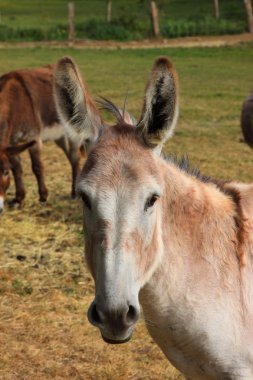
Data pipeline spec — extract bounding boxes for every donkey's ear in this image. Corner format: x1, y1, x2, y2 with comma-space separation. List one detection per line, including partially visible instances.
5, 140, 36, 155
53, 56, 103, 146
137, 57, 179, 153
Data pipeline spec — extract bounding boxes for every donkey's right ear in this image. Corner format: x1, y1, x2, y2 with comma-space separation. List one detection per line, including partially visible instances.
137, 57, 179, 154
53, 56, 103, 145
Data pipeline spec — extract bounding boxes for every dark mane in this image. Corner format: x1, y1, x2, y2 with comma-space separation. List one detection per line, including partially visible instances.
165, 154, 213, 184
165, 154, 240, 205
97, 97, 124, 123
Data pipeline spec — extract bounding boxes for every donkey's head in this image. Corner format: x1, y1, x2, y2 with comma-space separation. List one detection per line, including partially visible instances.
54, 56, 179, 343
0, 141, 35, 214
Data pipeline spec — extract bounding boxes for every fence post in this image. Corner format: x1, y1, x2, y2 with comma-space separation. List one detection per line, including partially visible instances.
107, 1, 112, 23
244, 0, 253, 33
214, 0, 220, 19
68, 2, 75, 42
150, 1, 160, 38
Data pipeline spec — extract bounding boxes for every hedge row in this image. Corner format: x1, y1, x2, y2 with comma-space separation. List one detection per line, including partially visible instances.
0, 17, 247, 42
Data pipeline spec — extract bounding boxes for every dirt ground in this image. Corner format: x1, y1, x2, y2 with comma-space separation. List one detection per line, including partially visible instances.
0, 32, 252, 50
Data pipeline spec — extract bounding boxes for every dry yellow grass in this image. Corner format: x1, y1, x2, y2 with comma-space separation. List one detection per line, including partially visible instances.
0, 144, 183, 380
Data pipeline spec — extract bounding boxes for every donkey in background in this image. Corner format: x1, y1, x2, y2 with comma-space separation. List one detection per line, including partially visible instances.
0, 65, 81, 214
241, 89, 253, 149
54, 56, 253, 379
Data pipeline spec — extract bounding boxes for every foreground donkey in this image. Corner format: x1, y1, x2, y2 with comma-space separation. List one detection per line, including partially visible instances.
0, 65, 80, 213
54, 56, 253, 379
241, 89, 253, 148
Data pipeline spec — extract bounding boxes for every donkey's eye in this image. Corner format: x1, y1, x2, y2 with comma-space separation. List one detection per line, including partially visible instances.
3, 170, 9, 177
81, 193, 92, 210
144, 194, 159, 211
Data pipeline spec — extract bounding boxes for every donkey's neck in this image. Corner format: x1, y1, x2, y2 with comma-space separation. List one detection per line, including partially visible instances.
142, 166, 237, 314
139, 163, 250, 378
161, 161, 238, 274
141, 161, 240, 298
139, 164, 242, 372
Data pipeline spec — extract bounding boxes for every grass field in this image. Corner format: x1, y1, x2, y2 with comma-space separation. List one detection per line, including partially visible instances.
1, 44, 253, 379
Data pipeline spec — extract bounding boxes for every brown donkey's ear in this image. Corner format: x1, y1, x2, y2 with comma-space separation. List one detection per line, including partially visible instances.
5, 140, 36, 155
53, 56, 103, 146
137, 57, 179, 153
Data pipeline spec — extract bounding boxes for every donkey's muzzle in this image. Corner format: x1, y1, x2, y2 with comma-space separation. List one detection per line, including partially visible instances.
88, 301, 140, 342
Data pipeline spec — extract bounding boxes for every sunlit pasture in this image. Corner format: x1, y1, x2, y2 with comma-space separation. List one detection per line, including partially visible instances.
1, 44, 253, 379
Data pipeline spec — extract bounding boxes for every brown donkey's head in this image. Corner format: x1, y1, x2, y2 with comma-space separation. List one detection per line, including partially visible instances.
54, 56, 179, 343
0, 141, 35, 214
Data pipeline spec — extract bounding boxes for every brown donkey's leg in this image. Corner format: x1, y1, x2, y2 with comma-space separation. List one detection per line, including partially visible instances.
9, 154, 26, 206
55, 136, 80, 198
28, 141, 48, 202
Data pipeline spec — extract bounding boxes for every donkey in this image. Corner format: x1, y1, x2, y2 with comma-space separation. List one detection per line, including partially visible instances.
241, 89, 253, 148
0, 65, 81, 213
54, 56, 253, 379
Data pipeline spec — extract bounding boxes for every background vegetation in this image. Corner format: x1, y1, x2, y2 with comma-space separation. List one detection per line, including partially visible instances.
1, 43, 253, 379
0, 0, 248, 41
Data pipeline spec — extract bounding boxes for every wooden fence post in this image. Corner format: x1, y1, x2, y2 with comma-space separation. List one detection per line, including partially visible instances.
244, 0, 253, 33
214, 0, 220, 19
68, 2, 75, 42
107, 1, 112, 23
150, 1, 160, 38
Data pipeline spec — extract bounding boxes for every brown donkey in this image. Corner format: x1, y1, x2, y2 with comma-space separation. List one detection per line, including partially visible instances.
54, 57, 253, 379
0, 65, 81, 213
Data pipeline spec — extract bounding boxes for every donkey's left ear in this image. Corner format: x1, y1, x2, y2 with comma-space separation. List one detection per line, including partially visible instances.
137, 57, 179, 153
53, 56, 103, 146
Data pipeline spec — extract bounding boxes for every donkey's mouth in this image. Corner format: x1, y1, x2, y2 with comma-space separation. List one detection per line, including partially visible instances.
101, 333, 132, 345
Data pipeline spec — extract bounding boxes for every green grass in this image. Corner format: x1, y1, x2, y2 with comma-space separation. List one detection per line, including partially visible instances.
1, 44, 253, 379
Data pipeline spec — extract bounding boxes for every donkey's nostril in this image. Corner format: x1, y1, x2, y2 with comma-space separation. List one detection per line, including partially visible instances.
126, 305, 139, 325
91, 304, 101, 324
88, 303, 105, 327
